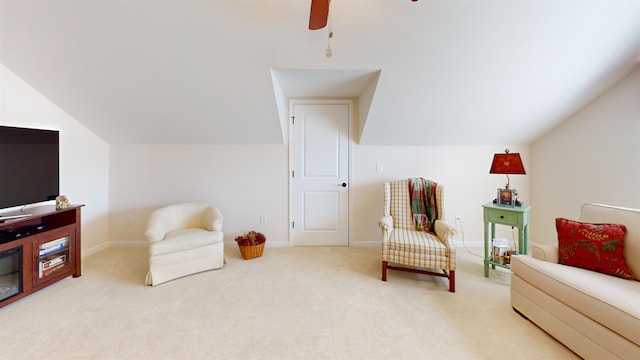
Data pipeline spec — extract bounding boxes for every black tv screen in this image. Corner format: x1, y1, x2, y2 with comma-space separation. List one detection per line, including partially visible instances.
0, 126, 59, 210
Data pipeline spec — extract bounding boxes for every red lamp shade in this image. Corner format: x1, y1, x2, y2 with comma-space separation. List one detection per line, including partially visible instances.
490, 150, 525, 190
489, 151, 526, 175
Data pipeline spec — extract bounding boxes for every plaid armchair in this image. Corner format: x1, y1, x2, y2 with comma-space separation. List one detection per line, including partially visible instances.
379, 179, 457, 292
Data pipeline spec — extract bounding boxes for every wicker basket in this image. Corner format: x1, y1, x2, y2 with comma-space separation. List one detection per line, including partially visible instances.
238, 242, 265, 260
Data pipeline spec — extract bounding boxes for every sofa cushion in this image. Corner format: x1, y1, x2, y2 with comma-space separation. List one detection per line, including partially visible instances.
511, 254, 640, 346
387, 229, 453, 270
149, 228, 223, 256
556, 218, 635, 280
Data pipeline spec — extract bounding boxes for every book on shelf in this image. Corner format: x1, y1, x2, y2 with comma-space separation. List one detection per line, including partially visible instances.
39, 243, 68, 257
40, 236, 68, 249
39, 254, 66, 278
39, 237, 69, 256
491, 238, 510, 263
42, 263, 65, 277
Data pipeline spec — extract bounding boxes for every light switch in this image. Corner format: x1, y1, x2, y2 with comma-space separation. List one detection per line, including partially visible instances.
376, 162, 384, 173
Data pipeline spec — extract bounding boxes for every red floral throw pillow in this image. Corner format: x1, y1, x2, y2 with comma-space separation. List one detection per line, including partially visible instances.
556, 218, 635, 280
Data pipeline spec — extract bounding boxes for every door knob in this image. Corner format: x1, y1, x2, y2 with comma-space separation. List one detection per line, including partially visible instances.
340, 182, 347, 188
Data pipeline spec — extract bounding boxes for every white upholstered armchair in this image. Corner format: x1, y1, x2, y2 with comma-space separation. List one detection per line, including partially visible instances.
379, 179, 457, 292
145, 203, 225, 286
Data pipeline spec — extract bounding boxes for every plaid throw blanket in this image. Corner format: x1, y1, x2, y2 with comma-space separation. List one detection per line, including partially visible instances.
409, 177, 438, 233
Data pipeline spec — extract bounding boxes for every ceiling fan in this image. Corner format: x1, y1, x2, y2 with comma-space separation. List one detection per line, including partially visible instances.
308, 0, 419, 30
308, 0, 330, 30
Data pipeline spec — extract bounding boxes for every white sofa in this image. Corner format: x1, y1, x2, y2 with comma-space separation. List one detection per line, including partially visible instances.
145, 203, 225, 286
511, 203, 640, 359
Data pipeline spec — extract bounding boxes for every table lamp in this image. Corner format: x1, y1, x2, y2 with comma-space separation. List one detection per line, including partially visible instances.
490, 149, 525, 206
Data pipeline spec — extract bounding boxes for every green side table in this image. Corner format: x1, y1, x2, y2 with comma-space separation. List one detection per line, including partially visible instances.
482, 202, 531, 277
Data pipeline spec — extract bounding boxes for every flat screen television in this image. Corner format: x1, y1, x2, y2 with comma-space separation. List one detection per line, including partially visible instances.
0, 126, 59, 211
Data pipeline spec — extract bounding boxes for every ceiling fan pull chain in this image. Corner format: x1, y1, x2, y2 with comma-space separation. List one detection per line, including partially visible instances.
325, 4, 333, 58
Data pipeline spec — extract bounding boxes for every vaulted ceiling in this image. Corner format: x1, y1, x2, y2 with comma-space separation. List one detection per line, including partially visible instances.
1, 0, 639, 145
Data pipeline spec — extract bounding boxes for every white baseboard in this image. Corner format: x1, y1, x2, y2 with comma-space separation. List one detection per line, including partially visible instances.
264, 240, 290, 248
350, 241, 379, 247
109, 241, 147, 247
223, 240, 290, 248
455, 240, 483, 248
81, 241, 146, 258
81, 243, 109, 258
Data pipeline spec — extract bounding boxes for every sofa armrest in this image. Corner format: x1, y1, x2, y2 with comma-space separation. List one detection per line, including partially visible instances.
203, 205, 224, 231
530, 243, 559, 263
145, 212, 168, 243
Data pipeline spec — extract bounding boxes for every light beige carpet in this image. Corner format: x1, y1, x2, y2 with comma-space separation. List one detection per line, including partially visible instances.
0, 245, 577, 359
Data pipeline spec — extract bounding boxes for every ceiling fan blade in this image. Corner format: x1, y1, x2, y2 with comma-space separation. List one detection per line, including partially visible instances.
309, 0, 329, 30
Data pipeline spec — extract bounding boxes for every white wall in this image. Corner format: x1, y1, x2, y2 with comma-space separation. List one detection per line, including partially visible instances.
0, 64, 110, 254
110, 141, 529, 248
109, 144, 290, 245
530, 65, 640, 244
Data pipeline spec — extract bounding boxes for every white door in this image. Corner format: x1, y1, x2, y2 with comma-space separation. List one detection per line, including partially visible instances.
290, 102, 350, 246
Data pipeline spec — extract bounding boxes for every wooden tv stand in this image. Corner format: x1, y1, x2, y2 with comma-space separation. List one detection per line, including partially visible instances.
0, 205, 83, 308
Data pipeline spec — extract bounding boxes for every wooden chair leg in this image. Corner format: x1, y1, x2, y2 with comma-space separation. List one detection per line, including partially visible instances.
449, 270, 455, 293
382, 261, 388, 281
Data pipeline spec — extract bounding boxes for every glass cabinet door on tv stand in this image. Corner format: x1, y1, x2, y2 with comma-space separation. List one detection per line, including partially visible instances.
32, 225, 76, 287
0, 247, 22, 302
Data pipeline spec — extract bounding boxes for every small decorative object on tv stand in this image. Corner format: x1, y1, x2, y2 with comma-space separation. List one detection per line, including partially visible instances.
0, 204, 84, 308
55, 195, 71, 210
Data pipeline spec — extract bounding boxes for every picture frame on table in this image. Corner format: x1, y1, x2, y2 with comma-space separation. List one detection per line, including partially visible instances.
496, 188, 516, 206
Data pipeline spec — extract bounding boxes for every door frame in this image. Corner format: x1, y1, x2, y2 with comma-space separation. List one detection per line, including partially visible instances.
288, 99, 354, 246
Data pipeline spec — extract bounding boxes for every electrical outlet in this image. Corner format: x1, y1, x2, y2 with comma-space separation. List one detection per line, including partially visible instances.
125, 214, 133, 225
260, 215, 267, 224
455, 215, 462, 221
